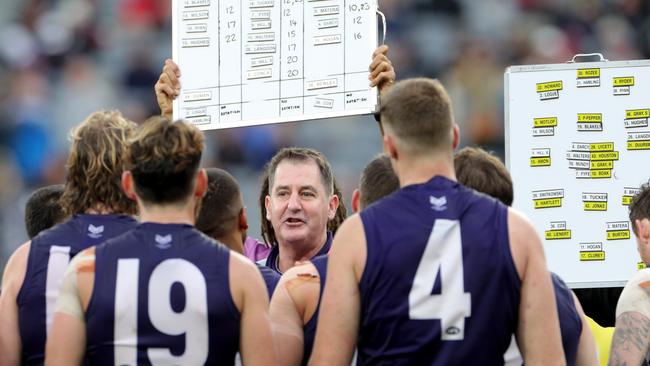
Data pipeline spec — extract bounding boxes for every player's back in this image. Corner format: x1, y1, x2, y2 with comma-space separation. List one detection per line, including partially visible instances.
17, 214, 137, 365
358, 176, 520, 365
86, 222, 240, 366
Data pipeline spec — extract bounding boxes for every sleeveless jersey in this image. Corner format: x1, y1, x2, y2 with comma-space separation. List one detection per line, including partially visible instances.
17, 214, 137, 365
85, 223, 240, 365
302, 254, 328, 366
552, 273, 582, 365
358, 176, 520, 365
257, 264, 280, 296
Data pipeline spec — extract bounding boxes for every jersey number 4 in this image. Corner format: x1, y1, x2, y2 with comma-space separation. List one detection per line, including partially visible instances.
408, 219, 471, 341
115, 258, 210, 365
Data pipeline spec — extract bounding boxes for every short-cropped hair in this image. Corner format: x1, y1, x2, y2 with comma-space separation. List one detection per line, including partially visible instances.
60, 110, 137, 216
196, 168, 242, 239
630, 181, 650, 236
25, 184, 66, 238
454, 147, 513, 206
359, 154, 400, 210
380, 78, 454, 155
125, 117, 204, 205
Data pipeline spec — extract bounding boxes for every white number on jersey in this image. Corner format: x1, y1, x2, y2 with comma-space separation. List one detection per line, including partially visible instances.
45, 245, 71, 334
408, 219, 471, 341
114, 259, 209, 365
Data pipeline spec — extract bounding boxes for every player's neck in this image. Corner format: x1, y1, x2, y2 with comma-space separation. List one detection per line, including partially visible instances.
395, 156, 456, 187
138, 200, 196, 226
277, 231, 327, 273
216, 232, 245, 255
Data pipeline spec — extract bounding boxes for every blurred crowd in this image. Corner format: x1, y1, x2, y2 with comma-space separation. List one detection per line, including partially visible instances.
1, 0, 649, 269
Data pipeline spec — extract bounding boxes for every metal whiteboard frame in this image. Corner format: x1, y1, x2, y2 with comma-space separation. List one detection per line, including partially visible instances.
504, 58, 650, 288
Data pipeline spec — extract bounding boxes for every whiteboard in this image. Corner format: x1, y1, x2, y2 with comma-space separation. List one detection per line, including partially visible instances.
172, 0, 379, 130
505, 59, 650, 288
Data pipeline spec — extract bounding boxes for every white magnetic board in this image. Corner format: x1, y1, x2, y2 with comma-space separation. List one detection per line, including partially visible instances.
172, 0, 379, 130
505, 59, 650, 288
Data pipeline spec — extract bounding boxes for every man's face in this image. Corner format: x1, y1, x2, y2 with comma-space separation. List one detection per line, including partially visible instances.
265, 159, 337, 248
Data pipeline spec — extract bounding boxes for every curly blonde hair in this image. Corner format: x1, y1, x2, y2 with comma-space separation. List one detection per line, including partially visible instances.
60, 110, 137, 216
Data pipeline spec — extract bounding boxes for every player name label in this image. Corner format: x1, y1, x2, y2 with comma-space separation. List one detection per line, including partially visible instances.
537, 81, 562, 100
577, 68, 600, 88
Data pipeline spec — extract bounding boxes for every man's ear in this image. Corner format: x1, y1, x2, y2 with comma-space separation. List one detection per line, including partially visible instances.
328, 193, 340, 220
195, 169, 207, 198
264, 195, 272, 221
351, 188, 361, 213
637, 218, 650, 243
239, 207, 249, 231
452, 124, 460, 150
121, 171, 137, 201
383, 133, 399, 161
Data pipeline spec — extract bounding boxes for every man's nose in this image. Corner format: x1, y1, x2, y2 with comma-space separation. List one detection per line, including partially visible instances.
287, 191, 301, 211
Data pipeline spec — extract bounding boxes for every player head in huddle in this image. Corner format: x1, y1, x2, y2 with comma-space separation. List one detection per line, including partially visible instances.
629, 181, 650, 261
123, 116, 204, 209
24, 184, 66, 239
60, 110, 137, 217
454, 146, 513, 206
352, 154, 400, 212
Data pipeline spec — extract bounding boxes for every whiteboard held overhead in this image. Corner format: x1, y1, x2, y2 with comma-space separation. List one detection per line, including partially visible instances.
505, 58, 650, 288
172, 0, 380, 130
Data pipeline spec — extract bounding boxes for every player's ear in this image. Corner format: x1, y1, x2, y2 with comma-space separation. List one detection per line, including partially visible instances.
239, 207, 249, 231
637, 218, 650, 242
328, 192, 339, 220
351, 188, 361, 213
121, 171, 137, 201
452, 124, 460, 150
383, 134, 399, 161
195, 169, 207, 198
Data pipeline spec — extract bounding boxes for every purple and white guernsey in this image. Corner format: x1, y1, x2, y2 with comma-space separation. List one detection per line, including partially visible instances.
358, 176, 521, 365
17, 214, 137, 365
85, 223, 240, 366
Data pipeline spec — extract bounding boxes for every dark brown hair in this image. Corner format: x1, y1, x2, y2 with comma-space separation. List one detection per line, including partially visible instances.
125, 117, 204, 205
259, 148, 347, 246
380, 78, 454, 154
196, 168, 242, 239
60, 110, 137, 216
359, 154, 400, 210
454, 146, 513, 206
25, 184, 66, 238
630, 181, 650, 236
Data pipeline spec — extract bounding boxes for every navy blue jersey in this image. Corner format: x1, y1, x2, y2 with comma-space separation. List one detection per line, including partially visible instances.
302, 254, 328, 366
265, 231, 333, 274
552, 273, 582, 366
17, 214, 136, 366
85, 223, 240, 366
257, 264, 280, 296
358, 176, 520, 365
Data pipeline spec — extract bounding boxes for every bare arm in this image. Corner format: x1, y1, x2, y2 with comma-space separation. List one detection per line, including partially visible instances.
608, 312, 650, 366
0, 242, 30, 366
45, 253, 89, 366
230, 253, 277, 366
572, 292, 599, 366
309, 215, 366, 366
508, 209, 565, 366
269, 263, 320, 366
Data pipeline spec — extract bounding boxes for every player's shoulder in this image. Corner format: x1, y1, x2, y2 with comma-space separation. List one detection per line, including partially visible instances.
1, 241, 31, 294
616, 269, 650, 318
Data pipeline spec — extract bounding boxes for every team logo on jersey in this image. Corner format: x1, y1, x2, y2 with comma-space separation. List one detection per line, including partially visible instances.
155, 234, 173, 249
87, 224, 104, 239
430, 196, 447, 211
